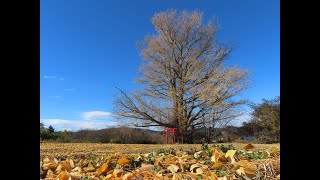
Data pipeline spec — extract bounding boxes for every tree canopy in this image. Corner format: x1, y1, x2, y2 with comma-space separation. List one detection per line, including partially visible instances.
243, 96, 280, 143
114, 10, 250, 143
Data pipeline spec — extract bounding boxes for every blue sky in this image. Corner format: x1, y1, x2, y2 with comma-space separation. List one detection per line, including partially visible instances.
40, 0, 279, 131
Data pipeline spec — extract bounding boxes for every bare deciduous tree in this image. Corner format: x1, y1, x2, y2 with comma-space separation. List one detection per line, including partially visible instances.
114, 10, 250, 143
245, 96, 280, 143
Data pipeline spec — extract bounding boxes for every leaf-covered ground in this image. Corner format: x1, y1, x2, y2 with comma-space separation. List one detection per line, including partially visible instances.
40, 143, 280, 179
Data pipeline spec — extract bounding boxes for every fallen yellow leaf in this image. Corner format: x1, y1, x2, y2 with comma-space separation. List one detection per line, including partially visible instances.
58, 171, 69, 180
68, 159, 74, 168
43, 163, 57, 171
211, 161, 223, 169
196, 167, 206, 174
234, 160, 257, 178
211, 150, 220, 163
61, 161, 72, 171
139, 163, 154, 171
96, 161, 110, 176
270, 147, 280, 156
205, 171, 218, 180
194, 151, 203, 159
190, 163, 202, 172
262, 150, 270, 157
71, 167, 82, 173
55, 164, 62, 174
84, 163, 95, 172
46, 169, 54, 178
113, 168, 124, 177
167, 164, 180, 173
225, 150, 237, 164
54, 157, 59, 164
235, 166, 245, 176
243, 166, 256, 178
218, 176, 227, 180
123, 172, 133, 180
43, 157, 50, 164
102, 169, 113, 177
243, 144, 254, 150
185, 172, 198, 179
210, 148, 216, 156
118, 156, 131, 165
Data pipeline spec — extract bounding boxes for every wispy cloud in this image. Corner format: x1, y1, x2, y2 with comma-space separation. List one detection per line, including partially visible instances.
62, 128, 73, 131
43, 75, 56, 79
41, 111, 115, 131
43, 75, 64, 80
64, 88, 76, 92
82, 111, 113, 120
231, 113, 252, 127
49, 95, 62, 99
41, 119, 119, 131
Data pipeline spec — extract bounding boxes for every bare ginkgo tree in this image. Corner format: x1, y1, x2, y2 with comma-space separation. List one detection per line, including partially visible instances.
114, 10, 250, 143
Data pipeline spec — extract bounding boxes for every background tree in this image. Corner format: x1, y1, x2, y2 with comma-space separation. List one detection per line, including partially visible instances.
40, 122, 45, 129
246, 96, 280, 143
58, 130, 73, 143
48, 125, 55, 133
114, 10, 250, 143
40, 123, 56, 140
40, 122, 49, 140
242, 121, 258, 136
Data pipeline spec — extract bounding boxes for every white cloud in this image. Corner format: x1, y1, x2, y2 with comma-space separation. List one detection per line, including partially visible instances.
43, 75, 64, 80
231, 113, 252, 127
40, 111, 115, 131
43, 75, 56, 79
82, 111, 113, 120
61, 128, 73, 131
41, 119, 119, 131
64, 88, 76, 92
49, 95, 62, 99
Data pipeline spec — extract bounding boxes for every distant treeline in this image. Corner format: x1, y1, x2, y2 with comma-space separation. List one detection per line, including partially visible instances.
40, 124, 165, 144
40, 123, 276, 144
41, 95, 279, 144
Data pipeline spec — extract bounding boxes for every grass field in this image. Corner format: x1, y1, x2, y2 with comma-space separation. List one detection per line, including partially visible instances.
40, 142, 279, 158
40, 143, 280, 179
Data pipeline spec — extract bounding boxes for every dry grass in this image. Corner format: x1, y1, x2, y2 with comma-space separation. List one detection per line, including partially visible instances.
40, 142, 279, 159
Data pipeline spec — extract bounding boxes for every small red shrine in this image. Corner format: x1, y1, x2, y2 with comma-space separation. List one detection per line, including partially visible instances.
164, 128, 177, 144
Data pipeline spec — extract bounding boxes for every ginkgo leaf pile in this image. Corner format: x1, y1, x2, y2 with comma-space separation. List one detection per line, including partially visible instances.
40, 143, 280, 179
